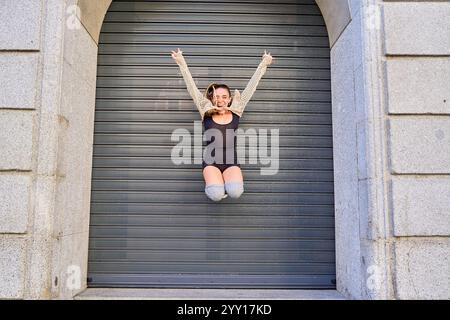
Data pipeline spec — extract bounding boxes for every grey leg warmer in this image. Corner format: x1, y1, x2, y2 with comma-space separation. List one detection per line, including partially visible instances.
224, 182, 244, 199
205, 184, 225, 201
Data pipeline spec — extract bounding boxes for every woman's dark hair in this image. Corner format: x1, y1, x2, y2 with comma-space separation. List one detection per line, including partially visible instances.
204, 83, 232, 106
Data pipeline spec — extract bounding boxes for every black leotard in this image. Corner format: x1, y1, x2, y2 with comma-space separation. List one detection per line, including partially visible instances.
202, 112, 241, 173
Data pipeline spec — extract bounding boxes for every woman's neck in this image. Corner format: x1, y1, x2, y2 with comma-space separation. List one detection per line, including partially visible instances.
215, 109, 230, 117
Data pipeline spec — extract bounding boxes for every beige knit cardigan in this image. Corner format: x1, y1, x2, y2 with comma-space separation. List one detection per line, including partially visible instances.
175, 54, 272, 121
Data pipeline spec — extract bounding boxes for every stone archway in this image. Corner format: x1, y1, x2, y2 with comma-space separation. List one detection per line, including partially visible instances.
50, 0, 387, 299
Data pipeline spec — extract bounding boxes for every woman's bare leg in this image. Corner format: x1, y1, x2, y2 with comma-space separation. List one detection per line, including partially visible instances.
202, 166, 226, 201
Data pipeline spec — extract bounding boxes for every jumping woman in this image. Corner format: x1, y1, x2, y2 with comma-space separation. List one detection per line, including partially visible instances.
171, 48, 273, 201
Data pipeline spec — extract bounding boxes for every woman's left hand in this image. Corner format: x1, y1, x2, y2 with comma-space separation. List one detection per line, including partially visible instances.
262, 50, 274, 65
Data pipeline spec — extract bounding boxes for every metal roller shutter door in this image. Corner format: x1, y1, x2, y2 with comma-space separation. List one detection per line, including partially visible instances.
88, 0, 336, 288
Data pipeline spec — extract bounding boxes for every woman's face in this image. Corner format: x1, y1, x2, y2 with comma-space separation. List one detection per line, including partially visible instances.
212, 87, 231, 108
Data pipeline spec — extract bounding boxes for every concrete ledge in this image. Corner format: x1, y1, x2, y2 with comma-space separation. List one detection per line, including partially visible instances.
75, 288, 346, 300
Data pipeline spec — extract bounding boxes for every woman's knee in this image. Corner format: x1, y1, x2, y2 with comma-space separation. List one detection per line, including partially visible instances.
205, 184, 225, 201
224, 182, 244, 198
203, 165, 224, 185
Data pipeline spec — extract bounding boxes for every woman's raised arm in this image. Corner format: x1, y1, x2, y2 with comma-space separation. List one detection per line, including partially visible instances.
229, 50, 274, 117
171, 48, 214, 119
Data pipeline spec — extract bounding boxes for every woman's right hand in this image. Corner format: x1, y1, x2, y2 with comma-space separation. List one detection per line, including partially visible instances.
171, 48, 185, 64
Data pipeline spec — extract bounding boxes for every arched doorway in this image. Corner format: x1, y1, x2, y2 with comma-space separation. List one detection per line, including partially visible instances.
49, 0, 392, 300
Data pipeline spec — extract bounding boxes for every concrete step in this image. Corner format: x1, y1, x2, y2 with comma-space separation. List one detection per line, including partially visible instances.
75, 288, 346, 300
